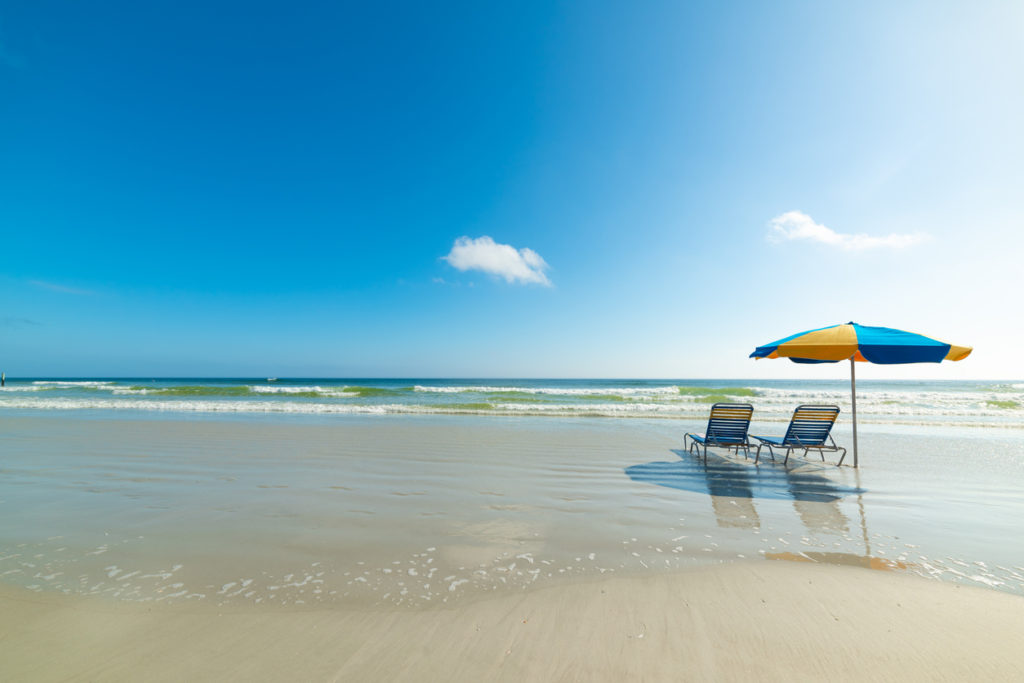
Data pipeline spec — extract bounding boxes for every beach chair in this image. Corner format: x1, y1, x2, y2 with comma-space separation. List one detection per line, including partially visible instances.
684, 403, 754, 463
751, 405, 847, 466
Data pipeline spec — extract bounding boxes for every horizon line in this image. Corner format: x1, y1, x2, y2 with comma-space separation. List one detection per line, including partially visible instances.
3, 376, 1015, 382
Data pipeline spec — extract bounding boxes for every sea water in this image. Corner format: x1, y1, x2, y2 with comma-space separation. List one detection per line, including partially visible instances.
1, 379, 1022, 609
2, 377, 1023, 427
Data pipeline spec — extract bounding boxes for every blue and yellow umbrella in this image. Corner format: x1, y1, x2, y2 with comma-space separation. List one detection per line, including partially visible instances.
750, 322, 972, 467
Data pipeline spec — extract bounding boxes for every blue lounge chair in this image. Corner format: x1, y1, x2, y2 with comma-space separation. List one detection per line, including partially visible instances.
751, 405, 847, 466
684, 403, 754, 463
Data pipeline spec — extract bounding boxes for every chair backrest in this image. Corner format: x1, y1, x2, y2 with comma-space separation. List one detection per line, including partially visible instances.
781, 405, 840, 446
705, 403, 754, 445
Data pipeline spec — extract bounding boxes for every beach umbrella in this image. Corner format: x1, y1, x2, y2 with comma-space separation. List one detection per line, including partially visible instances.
749, 322, 972, 467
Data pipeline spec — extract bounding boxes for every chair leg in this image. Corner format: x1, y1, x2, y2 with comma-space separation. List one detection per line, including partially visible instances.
758, 444, 776, 464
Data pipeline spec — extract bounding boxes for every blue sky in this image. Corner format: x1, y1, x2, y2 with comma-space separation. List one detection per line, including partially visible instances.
1, 0, 1021, 378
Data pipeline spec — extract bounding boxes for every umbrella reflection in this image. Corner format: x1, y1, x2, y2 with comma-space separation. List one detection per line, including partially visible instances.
766, 551, 910, 571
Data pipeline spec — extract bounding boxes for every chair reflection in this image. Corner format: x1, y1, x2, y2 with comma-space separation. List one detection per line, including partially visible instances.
624, 449, 865, 533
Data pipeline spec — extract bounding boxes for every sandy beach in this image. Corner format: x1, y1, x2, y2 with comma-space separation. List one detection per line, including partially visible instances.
3, 561, 1023, 681
2, 407, 1024, 681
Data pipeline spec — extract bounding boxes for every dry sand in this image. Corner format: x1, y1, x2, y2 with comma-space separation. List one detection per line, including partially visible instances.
3, 561, 1023, 682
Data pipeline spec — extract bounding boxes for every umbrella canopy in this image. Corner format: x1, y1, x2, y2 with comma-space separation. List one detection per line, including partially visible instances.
751, 322, 972, 365
750, 322, 972, 467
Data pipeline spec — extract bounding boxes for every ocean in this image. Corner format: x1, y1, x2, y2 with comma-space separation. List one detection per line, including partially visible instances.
2, 377, 1022, 427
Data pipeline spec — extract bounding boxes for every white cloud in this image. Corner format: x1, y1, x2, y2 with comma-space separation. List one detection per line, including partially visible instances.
442, 236, 551, 286
768, 211, 928, 251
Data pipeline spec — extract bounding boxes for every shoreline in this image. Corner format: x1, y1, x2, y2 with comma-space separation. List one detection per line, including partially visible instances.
1, 404, 1021, 431
3, 561, 1023, 681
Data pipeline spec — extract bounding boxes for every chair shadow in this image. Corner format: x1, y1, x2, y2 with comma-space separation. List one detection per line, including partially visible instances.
624, 449, 865, 504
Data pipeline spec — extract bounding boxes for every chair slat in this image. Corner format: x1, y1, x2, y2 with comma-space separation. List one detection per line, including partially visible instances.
783, 405, 839, 446
703, 403, 753, 446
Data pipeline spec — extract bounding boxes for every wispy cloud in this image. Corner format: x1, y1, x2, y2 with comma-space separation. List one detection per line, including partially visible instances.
29, 280, 95, 295
768, 211, 928, 251
443, 236, 551, 286
1, 316, 42, 327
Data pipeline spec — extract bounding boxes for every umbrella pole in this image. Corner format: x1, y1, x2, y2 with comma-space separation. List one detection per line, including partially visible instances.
850, 358, 859, 468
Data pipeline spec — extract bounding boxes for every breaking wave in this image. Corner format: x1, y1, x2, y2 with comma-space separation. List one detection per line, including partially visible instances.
0, 379, 1020, 428
0, 396, 1021, 428
112, 385, 357, 398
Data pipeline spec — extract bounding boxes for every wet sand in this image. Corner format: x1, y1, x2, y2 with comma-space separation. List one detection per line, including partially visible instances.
3, 561, 1023, 681
3, 414, 1023, 607
2, 412, 1024, 680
